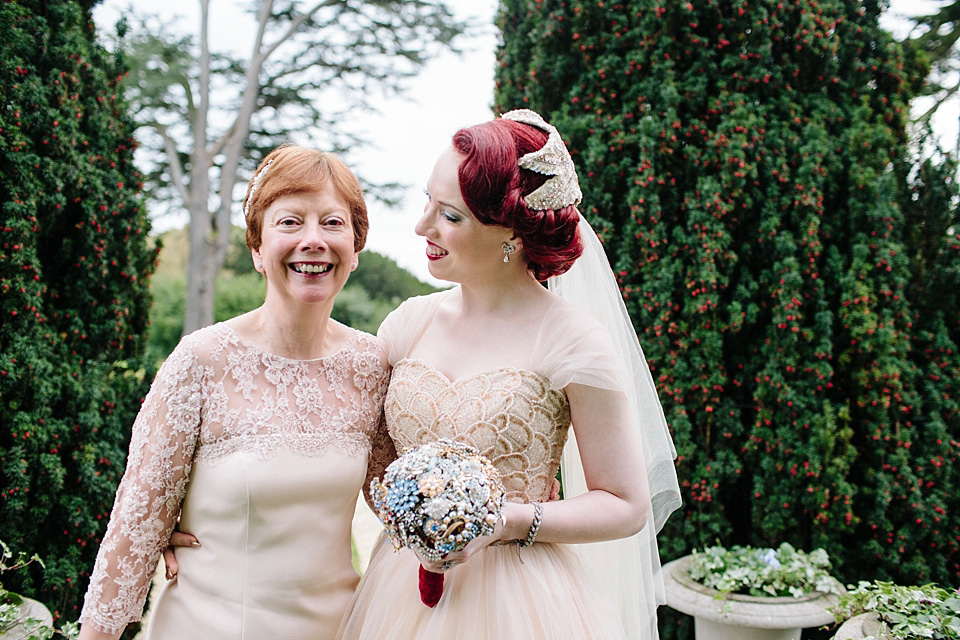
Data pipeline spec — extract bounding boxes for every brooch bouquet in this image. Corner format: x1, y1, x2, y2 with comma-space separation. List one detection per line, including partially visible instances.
369, 439, 505, 607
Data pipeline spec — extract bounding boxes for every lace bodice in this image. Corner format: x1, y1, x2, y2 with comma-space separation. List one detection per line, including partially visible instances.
79, 323, 390, 635
374, 289, 635, 507
385, 360, 570, 503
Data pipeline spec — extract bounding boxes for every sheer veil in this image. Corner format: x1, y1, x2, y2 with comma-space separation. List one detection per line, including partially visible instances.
549, 216, 682, 639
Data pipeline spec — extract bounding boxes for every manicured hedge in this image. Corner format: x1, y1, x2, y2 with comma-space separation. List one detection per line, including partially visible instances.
494, 1, 959, 636
0, 0, 155, 626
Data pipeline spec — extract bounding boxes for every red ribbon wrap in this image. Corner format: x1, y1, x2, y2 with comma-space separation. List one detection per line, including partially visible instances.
418, 564, 444, 607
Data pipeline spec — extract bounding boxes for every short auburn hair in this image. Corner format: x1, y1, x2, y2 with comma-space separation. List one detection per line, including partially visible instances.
243, 145, 368, 252
452, 119, 582, 281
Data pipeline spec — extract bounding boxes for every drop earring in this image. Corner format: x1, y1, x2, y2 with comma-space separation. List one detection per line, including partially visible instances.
501, 242, 516, 263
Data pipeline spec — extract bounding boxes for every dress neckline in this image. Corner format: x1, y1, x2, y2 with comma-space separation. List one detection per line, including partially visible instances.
217, 322, 358, 363
393, 357, 556, 389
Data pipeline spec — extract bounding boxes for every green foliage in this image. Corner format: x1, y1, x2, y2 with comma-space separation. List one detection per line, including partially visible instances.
901, 0, 960, 138
0, 0, 155, 627
331, 285, 396, 336
350, 250, 441, 305
832, 581, 960, 639
1, 541, 79, 639
688, 542, 839, 598
495, 3, 960, 638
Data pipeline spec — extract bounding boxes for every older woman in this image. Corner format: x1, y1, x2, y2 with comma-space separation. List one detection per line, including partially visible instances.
78, 146, 392, 640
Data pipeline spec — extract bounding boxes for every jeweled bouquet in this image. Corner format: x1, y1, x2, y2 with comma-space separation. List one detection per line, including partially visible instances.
369, 438, 505, 607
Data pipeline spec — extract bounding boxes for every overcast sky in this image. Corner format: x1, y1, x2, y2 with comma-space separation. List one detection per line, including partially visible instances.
93, 0, 950, 286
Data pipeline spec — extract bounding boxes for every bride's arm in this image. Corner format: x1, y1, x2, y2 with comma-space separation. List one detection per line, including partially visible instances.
422, 383, 649, 572
529, 382, 651, 542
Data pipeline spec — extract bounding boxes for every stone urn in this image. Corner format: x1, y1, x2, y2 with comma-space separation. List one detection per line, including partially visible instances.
662, 555, 841, 640
0, 596, 53, 640
833, 612, 891, 640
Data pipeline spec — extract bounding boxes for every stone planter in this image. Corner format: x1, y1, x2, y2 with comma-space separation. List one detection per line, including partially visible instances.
833, 612, 891, 640
662, 555, 841, 640
0, 596, 53, 639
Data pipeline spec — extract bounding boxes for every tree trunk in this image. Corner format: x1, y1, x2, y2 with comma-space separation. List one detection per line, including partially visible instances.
183, 136, 216, 334
183, 207, 219, 334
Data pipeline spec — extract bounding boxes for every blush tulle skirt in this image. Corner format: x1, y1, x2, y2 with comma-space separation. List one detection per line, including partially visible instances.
336, 534, 627, 640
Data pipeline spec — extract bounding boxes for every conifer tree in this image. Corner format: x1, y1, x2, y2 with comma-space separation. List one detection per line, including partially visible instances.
0, 0, 155, 624
495, 1, 960, 620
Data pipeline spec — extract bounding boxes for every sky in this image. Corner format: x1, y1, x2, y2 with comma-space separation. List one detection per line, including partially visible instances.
92, 0, 950, 286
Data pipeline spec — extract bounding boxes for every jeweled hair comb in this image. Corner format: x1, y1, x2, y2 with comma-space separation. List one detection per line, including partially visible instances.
500, 109, 582, 211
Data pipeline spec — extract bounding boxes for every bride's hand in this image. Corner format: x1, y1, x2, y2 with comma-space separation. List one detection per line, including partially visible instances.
417, 501, 530, 573
162, 531, 200, 580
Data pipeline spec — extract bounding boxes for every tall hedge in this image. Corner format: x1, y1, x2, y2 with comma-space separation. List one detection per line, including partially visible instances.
495, 0, 959, 635
0, 0, 156, 625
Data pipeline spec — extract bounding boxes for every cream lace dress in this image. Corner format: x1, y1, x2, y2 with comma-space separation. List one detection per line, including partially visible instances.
79, 323, 391, 640
337, 290, 629, 640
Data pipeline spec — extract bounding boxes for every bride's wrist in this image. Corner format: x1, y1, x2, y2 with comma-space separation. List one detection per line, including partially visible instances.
501, 502, 537, 542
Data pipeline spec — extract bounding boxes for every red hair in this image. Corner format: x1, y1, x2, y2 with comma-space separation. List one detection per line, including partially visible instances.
452, 119, 582, 281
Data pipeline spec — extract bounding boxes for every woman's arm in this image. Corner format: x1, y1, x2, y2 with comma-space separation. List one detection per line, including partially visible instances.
422, 383, 650, 572
77, 340, 205, 639
526, 382, 651, 541
362, 411, 398, 512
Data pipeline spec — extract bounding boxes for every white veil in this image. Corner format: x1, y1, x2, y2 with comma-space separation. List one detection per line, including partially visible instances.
549, 216, 682, 639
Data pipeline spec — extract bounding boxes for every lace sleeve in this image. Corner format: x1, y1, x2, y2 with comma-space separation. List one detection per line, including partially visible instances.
79, 336, 207, 635
362, 411, 398, 512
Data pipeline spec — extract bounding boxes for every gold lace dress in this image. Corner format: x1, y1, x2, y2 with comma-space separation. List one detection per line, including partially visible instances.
337, 290, 629, 640
79, 323, 391, 640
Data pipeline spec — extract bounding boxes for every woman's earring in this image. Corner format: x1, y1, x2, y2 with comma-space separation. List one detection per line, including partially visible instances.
501, 242, 516, 263
255, 262, 263, 271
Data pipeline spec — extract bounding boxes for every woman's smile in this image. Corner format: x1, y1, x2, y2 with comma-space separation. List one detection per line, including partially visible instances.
425, 241, 448, 260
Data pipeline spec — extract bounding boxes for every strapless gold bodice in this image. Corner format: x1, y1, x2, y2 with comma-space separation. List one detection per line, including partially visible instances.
384, 359, 571, 503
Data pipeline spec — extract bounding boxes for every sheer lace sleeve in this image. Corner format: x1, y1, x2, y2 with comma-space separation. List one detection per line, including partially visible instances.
362, 411, 398, 512
79, 332, 208, 635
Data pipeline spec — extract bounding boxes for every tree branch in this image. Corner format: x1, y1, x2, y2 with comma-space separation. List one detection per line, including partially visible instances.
142, 120, 191, 204
261, 0, 342, 61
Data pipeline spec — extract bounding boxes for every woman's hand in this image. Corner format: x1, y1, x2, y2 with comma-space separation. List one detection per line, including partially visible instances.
162, 531, 200, 580
416, 501, 535, 572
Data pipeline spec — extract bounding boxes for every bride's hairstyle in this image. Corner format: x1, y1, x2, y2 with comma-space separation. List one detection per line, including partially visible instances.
452, 120, 583, 281
243, 145, 369, 253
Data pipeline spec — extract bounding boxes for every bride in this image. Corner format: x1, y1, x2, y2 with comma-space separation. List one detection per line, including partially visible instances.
336, 109, 681, 639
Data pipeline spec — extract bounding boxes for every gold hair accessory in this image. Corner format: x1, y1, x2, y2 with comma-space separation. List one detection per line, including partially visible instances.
501, 242, 516, 263
500, 109, 582, 211
243, 159, 275, 217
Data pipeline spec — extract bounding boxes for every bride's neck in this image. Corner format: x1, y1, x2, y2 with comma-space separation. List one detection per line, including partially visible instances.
457, 273, 547, 316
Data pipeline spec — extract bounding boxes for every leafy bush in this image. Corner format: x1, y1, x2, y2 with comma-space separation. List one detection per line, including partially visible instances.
832, 581, 960, 639
0, 0, 155, 627
1, 541, 79, 639
495, 2, 960, 637
688, 543, 839, 598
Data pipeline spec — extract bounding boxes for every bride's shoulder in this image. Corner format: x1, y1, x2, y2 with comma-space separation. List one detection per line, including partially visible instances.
543, 294, 607, 337
382, 289, 451, 329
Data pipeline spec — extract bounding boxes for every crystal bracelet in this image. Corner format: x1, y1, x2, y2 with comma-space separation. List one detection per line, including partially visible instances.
518, 501, 543, 548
